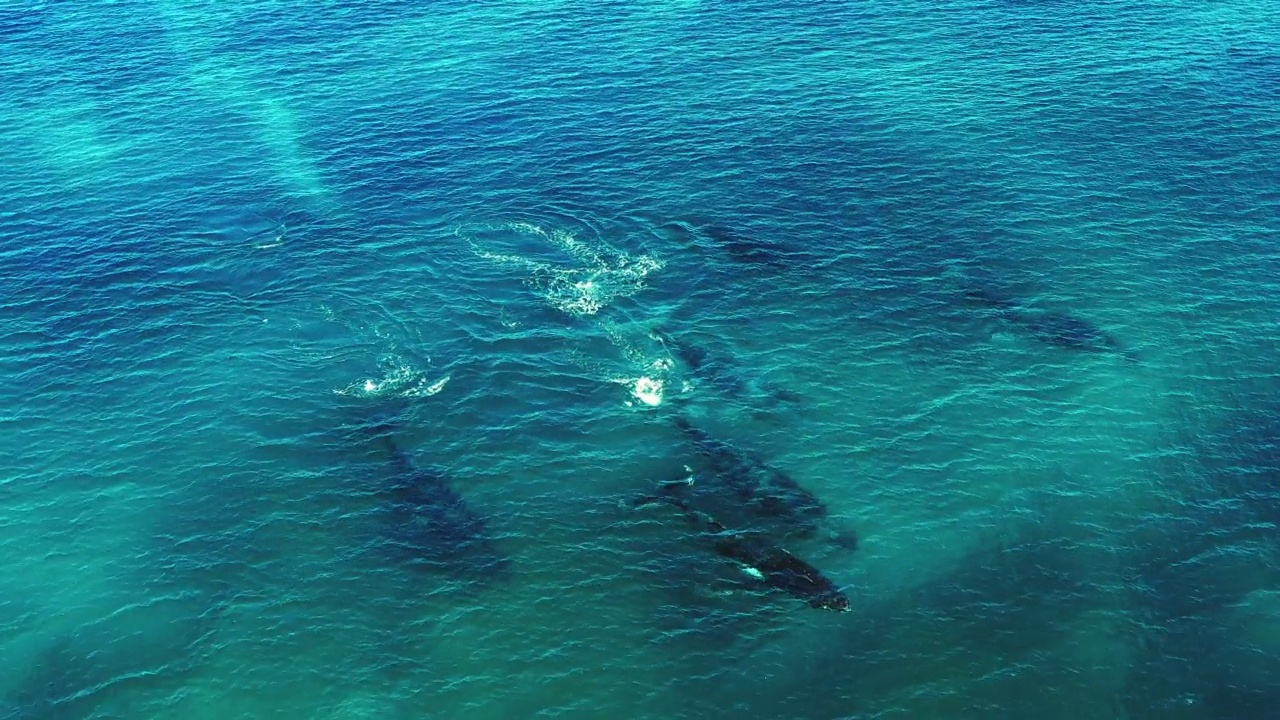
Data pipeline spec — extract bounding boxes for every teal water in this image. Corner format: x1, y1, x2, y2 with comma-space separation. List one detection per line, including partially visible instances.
2, 1, 1279, 717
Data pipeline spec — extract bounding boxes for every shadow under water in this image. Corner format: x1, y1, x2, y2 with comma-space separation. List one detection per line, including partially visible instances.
665, 519, 1107, 720
633, 488, 849, 612
362, 420, 512, 582
651, 327, 806, 412
2, 595, 223, 719
960, 286, 1140, 362
1123, 396, 1280, 718
700, 223, 798, 271
666, 416, 858, 549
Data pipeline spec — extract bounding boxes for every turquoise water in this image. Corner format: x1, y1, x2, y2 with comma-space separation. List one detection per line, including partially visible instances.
2, 1, 1279, 717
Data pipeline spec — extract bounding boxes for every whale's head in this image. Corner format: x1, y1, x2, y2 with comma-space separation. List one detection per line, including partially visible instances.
811, 590, 851, 612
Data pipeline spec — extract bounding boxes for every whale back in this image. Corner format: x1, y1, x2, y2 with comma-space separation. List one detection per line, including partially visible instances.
368, 424, 510, 580
672, 417, 828, 539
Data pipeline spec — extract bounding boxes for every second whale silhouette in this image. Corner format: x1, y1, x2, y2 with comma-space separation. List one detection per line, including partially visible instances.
366, 422, 510, 580
963, 287, 1139, 362
634, 484, 850, 612
668, 417, 859, 550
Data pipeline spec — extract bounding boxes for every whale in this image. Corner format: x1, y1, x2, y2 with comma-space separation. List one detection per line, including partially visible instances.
670, 417, 858, 549
634, 488, 849, 612
651, 327, 805, 407
702, 224, 793, 270
652, 327, 748, 398
963, 287, 1139, 362
372, 429, 510, 580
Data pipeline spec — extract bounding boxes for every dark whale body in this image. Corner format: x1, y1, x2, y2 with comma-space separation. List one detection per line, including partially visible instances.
673, 417, 828, 538
703, 224, 792, 269
1012, 310, 1132, 356
653, 328, 748, 398
374, 431, 509, 579
652, 327, 805, 406
963, 288, 1138, 362
668, 417, 859, 549
635, 491, 849, 612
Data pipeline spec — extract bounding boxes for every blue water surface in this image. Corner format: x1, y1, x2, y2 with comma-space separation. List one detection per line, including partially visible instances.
2, 1, 1279, 717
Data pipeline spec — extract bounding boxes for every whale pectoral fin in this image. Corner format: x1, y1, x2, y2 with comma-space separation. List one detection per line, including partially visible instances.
632, 473, 695, 512
632, 494, 672, 510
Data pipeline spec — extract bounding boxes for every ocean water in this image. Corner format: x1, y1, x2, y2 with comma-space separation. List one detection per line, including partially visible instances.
2, 0, 1279, 717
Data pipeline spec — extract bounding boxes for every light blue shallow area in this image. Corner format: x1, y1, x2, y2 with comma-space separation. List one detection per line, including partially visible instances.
2, 1, 1279, 717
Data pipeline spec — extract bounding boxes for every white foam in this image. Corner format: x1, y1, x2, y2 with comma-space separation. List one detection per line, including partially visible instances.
405, 374, 450, 398
632, 376, 664, 406
253, 231, 285, 249
467, 220, 675, 409
465, 221, 662, 318
336, 358, 450, 399
610, 354, 678, 408
336, 362, 415, 397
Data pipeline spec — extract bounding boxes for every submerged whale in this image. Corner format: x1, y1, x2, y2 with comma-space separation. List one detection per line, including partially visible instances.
651, 327, 804, 406
670, 417, 859, 549
372, 429, 510, 579
963, 287, 1139, 362
635, 488, 849, 612
702, 224, 793, 269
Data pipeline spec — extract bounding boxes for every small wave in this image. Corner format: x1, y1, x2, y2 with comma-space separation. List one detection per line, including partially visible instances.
249, 222, 286, 249
465, 220, 662, 317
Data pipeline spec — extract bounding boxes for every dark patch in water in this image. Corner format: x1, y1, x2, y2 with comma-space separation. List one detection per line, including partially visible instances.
655, 325, 803, 415
634, 490, 848, 612
3, 597, 221, 719
684, 526, 1097, 720
653, 327, 747, 398
1124, 398, 1280, 718
961, 286, 1139, 361
1124, 520, 1280, 718
672, 417, 828, 539
370, 426, 511, 581
701, 224, 793, 269
651, 327, 806, 410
